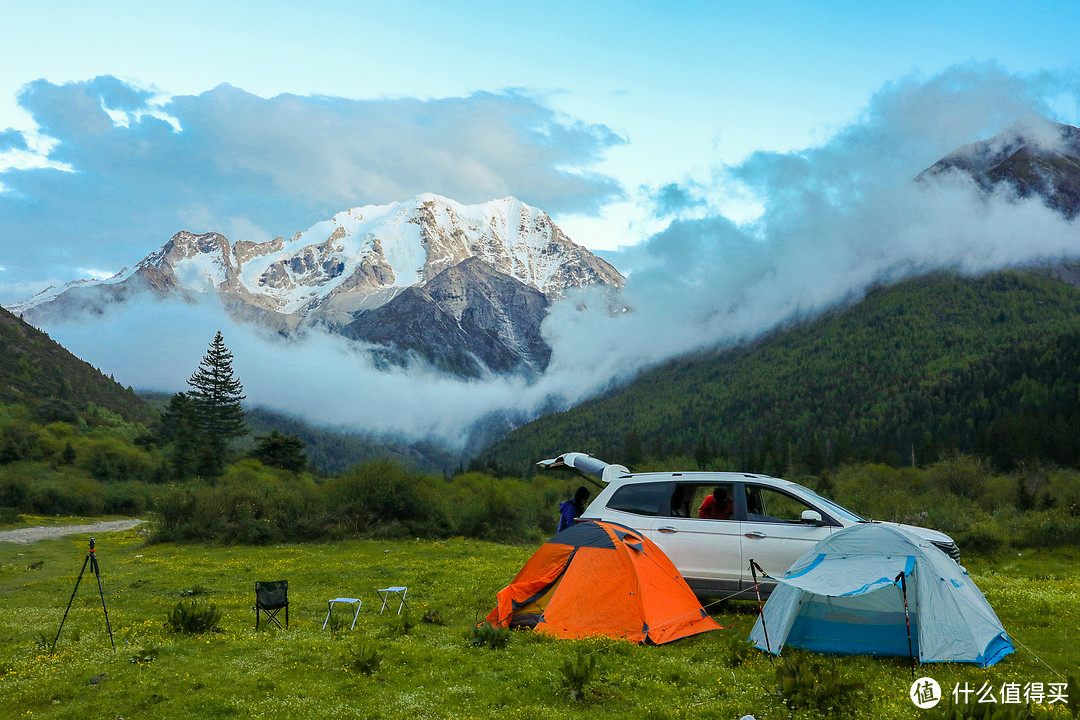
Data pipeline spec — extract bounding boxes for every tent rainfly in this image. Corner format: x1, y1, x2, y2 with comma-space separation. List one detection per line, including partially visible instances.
486, 520, 722, 644
749, 523, 1013, 667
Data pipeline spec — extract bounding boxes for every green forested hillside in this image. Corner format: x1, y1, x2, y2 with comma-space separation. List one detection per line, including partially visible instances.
479, 270, 1080, 474
0, 306, 154, 425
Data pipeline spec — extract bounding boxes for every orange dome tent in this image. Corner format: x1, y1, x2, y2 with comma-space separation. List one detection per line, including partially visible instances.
485, 520, 722, 644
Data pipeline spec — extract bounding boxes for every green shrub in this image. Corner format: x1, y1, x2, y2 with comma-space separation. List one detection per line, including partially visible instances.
422, 608, 447, 626
343, 642, 382, 675
326, 461, 448, 538
560, 649, 597, 701
37, 474, 105, 515
469, 622, 510, 649
725, 636, 755, 668
102, 481, 154, 514
165, 600, 222, 634
0, 470, 37, 510
448, 472, 550, 542
150, 485, 199, 542
388, 611, 415, 637
1012, 509, 1080, 549
0, 420, 45, 464
33, 398, 80, 425
931, 454, 991, 501
78, 434, 159, 483
955, 519, 1006, 555
775, 656, 865, 714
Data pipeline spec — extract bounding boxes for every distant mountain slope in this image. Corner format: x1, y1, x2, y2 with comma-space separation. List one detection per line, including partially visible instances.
478, 271, 1080, 473
0, 306, 155, 424
919, 118, 1080, 216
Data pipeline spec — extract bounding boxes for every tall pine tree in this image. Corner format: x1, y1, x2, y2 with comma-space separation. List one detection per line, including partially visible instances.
185, 331, 247, 476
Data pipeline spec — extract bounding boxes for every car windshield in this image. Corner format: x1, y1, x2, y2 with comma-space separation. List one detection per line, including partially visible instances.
796, 487, 866, 523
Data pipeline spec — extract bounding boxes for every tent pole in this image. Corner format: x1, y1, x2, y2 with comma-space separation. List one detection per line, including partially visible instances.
895, 571, 915, 679
749, 559, 773, 658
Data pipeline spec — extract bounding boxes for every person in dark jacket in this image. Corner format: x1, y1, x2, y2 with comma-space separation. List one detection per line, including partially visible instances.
557, 486, 591, 532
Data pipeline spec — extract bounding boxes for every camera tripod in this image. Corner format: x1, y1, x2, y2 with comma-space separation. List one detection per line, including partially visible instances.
53, 537, 114, 652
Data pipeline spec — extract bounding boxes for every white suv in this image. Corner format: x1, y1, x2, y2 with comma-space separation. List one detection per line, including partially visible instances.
540, 452, 960, 599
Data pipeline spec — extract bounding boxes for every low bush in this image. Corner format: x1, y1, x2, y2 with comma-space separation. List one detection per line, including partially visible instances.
775, 656, 865, 714
448, 472, 549, 542
343, 642, 382, 676
954, 518, 1006, 555
930, 453, 992, 501
1010, 508, 1080, 549
165, 600, 222, 635
560, 649, 598, 701
326, 461, 450, 538
725, 636, 755, 668
469, 622, 510, 650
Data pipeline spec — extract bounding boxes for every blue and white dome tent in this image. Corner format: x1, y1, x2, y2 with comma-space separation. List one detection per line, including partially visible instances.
749, 523, 1013, 667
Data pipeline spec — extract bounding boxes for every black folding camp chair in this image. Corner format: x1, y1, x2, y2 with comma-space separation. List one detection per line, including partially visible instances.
254, 580, 289, 629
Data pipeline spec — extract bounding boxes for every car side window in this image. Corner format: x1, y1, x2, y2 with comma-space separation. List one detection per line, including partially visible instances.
653, 484, 739, 520
745, 485, 815, 523
607, 482, 672, 516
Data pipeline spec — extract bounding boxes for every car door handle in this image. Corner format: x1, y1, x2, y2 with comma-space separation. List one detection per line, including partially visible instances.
657, 526, 678, 534
744, 531, 767, 539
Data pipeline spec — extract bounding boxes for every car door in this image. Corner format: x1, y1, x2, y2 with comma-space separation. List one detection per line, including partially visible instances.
738, 483, 836, 590
646, 482, 744, 595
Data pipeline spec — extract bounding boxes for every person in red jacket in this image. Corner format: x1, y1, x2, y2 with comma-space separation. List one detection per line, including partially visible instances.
698, 485, 733, 520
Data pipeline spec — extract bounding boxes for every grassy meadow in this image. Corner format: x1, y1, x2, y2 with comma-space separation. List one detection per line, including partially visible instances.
1, 521, 1078, 719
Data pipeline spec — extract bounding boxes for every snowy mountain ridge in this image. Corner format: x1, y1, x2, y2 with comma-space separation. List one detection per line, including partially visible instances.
13, 194, 622, 320
11, 194, 623, 376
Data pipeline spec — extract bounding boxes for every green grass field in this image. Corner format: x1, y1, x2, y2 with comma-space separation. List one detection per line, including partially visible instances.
1, 524, 1077, 719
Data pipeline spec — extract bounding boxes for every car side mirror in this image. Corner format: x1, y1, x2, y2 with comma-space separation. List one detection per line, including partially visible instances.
801, 510, 823, 526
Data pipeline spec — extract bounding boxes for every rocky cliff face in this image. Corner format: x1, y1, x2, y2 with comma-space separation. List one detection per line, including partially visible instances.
12, 195, 623, 376
344, 257, 551, 377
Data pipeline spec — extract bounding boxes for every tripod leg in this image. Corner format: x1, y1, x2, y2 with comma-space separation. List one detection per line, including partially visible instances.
53, 554, 91, 653
91, 555, 115, 649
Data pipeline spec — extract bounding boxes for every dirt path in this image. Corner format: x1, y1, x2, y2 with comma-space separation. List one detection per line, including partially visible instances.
0, 519, 145, 545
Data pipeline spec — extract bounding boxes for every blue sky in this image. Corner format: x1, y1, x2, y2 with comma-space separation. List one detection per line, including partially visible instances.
2, 1, 1079, 303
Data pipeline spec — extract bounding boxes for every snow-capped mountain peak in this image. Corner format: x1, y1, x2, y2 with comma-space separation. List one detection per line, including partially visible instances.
10, 195, 624, 375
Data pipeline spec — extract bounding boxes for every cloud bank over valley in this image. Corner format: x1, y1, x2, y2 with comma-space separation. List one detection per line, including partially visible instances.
7, 64, 1080, 448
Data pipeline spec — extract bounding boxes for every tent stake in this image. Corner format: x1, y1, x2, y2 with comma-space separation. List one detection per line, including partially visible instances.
749, 559, 773, 658
895, 571, 915, 679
